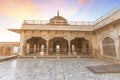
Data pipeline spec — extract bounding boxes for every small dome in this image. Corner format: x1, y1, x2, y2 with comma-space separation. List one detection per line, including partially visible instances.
48, 11, 69, 26
50, 16, 67, 21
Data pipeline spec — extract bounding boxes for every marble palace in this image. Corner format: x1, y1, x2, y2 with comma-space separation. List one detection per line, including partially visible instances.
1, 6, 120, 61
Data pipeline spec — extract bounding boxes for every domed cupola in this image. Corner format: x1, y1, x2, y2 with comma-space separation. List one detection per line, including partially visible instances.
49, 11, 69, 25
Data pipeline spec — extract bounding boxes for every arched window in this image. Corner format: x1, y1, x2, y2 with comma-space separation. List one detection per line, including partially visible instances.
102, 36, 116, 57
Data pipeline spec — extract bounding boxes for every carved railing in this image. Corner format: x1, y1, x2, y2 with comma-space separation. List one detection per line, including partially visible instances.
23, 20, 94, 26
94, 5, 120, 25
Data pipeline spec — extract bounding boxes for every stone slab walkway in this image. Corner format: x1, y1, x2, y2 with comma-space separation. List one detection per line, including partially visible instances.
0, 58, 120, 80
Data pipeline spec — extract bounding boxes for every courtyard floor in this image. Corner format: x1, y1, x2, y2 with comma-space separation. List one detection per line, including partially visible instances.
0, 58, 120, 80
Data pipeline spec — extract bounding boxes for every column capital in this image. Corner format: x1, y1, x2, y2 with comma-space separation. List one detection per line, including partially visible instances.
42, 35, 51, 41
64, 37, 73, 42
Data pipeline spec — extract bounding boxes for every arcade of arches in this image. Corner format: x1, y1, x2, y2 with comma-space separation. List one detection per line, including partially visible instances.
26, 37, 90, 56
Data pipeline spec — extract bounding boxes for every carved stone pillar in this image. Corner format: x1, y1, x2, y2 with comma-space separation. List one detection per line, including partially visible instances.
34, 44, 36, 53
46, 39, 49, 55
19, 31, 26, 56
64, 35, 73, 56
26, 43, 30, 54
68, 40, 71, 55
118, 36, 120, 57
91, 33, 98, 57
115, 38, 120, 58
37, 43, 39, 52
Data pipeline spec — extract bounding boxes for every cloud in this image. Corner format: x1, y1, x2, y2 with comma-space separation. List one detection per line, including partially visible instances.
78, 0, 94, 5
0, 0, 82, 20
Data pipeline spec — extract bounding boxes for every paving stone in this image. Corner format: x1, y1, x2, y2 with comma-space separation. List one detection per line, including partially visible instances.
0, 58, 120, 80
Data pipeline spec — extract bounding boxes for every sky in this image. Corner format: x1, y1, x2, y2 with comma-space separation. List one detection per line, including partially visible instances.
0, 0, 120, 42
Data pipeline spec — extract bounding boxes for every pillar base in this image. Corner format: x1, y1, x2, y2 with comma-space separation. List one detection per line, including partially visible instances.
39, 52, 44, 56
18, 53, 25, 56
57, 56, 60, 59
34, 56, 37, 59
68, 52, 71, 56
45, 52, 49, 56
77, 56, 80, 58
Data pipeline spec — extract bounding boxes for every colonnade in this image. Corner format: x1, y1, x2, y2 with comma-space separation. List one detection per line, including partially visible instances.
22, 37, 90, 56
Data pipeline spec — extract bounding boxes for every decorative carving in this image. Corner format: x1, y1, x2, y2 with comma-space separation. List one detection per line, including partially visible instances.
102, 36, 117, 57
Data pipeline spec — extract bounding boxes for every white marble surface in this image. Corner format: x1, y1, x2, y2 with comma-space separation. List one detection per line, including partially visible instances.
0, 58, 120, 80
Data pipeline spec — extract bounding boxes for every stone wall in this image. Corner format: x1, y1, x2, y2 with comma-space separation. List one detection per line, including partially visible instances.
0, 42, 20, 55
94, 19, 120, 60
0, 46, 12, 55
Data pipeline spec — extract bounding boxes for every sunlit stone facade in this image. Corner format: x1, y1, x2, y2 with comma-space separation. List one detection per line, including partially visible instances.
9, 7, 120, 60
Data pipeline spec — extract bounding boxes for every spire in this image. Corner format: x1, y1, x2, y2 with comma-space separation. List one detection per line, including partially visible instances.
57, 11, 59, 16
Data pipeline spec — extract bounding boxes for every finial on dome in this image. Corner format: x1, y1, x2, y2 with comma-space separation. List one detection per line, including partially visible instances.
57, 11, 59, 16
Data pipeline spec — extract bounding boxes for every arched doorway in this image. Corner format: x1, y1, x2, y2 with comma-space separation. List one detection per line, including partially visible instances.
71, 38, 90, 56
102, 36, 117, 57
26, 37, 46, 55
49, 37, 68, 55
53, 41, 61, 52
